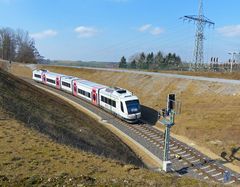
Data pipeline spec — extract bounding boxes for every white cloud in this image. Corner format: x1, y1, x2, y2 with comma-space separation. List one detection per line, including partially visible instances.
74, 26, 98, 38
30, 29, 57, 40
217, 25, 240, 37
138, 24, 152, 32
138, 24, 164, 36
150, 27, 164, 35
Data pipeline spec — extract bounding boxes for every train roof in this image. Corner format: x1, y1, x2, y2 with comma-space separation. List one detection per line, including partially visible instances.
101, 87, 135, 99
45, 71, 66, 77
33, 69, 48, 74
78, 80, 106, 89
61, 76, 79, 81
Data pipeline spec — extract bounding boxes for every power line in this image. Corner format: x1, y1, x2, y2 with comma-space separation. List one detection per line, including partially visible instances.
180, 0, 215, 70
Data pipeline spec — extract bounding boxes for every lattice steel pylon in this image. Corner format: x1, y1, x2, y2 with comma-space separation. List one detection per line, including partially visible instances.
181, 0, 215, 70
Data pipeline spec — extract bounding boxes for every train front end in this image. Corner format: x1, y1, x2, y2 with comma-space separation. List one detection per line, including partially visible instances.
123, 96, 141, 123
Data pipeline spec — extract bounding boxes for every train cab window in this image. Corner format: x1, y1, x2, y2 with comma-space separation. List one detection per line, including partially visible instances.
121, 102, 124, 113
125, 100, 140, 114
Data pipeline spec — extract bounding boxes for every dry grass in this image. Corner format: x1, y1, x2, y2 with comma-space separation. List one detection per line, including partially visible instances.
1, 60, 239, 167
0, 108, 214, 186
158, 70, 240, 80
40, 65, 240, 168
0, 69, 143, 166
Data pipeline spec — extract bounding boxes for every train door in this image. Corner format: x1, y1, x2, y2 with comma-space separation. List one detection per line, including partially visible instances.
92, 88, 97, 105
42, 73, 46, 84
56, 77, 60, 89
73, 81, 77, 96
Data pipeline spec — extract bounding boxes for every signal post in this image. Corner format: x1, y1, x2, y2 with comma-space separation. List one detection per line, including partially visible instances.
158, 94, 179, 172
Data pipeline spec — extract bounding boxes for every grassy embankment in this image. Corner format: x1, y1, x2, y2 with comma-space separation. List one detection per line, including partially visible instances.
0, 69, 144, 165
0, 68, 215, 186
0, 108, 217, 186
38, 65, 240, 168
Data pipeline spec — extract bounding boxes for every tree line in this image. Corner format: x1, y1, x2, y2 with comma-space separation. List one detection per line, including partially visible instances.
0, 27, 42, 64
119, 51, 182, 70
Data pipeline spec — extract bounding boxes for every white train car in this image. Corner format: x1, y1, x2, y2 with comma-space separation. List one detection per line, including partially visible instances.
99, 87, 118, 115
32, 69, 48, 82
99, 87, 141, 122
75, 80, 107, 104
61, 76, 80, 93
43, 71, 66, 89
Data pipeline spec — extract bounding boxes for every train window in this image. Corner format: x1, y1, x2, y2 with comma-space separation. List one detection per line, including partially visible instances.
100, 96, 115, 107
112, 100, 116, 108
106, 98, 110, 105
62, 81, 70, 88
46, 78, 55, 84
78, 89, 91, 98
121, 102, 124, 113
125, 100, 140, 114
34, 74, 41, 78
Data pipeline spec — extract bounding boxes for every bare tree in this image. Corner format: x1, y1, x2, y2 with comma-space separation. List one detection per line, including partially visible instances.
0, 28, 16, 61
0, 27, 42, 63
15, 29, 41, 63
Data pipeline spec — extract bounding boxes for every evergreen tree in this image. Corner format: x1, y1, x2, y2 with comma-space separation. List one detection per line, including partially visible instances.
137, 52, 146, 69
146, 52, 154, 69
154, 51, 164, 69
130, 59, 137, 69
119, 56, 127, 68
175, 55, 182, 66
155, 51, 164, 65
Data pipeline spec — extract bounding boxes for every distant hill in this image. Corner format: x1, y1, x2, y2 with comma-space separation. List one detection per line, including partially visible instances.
48, 60, 118, 68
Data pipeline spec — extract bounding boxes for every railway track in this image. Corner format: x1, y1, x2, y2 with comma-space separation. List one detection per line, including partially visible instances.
118, 121, 240, 184
21, 77, 240, 184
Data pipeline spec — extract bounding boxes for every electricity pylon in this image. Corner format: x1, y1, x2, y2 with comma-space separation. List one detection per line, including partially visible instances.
181, 0, 215, 70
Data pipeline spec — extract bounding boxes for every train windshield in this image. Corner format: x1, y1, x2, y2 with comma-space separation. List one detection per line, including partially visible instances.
125, 100, 140, 114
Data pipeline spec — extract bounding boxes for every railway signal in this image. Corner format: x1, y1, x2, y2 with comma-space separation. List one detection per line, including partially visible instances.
159, 93, 180, 172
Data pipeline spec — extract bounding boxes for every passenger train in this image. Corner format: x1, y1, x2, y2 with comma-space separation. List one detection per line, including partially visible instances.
32, 69, 141, 123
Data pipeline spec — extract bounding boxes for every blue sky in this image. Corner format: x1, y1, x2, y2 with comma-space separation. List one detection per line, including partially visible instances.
0, 0, 240, 62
